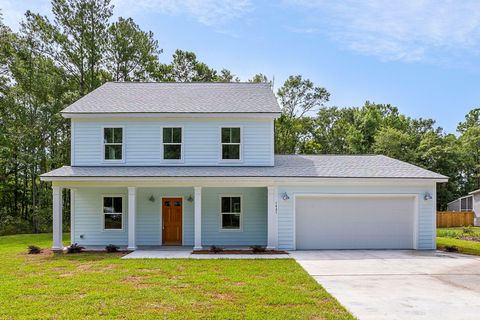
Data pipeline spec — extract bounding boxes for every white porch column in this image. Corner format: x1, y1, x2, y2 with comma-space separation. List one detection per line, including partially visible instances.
127, 187, 137, 250
52, 186, 63, 251
194, 186, 203, 250
267, 186, 278, 250
70, 188, 76, 245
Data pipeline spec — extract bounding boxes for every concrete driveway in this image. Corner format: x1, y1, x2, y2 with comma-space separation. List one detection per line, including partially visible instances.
290, 250, 480, 320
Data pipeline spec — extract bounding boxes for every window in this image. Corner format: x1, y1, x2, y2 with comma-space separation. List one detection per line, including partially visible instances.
461, 196, 473, 211
162, 127, 182, 160
103, 196, 123, 230
103, 127, 123, 161
221, 127, 241, 160
220, 196, 241, 230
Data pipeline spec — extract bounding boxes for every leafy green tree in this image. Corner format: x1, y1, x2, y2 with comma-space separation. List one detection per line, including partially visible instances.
167, 50, 217, 82
22, 0, 113, 95
106, 17, 161, 81
216, 69, 239, 82
276, 75, 330, 154
373, 127, 414, 161
249, 73, 270, 84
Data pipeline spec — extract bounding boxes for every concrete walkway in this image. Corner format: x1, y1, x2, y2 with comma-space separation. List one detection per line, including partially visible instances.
122, 249, 290, 259
291, 250, 480, 320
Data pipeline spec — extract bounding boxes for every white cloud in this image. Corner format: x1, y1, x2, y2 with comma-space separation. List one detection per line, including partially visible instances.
284, 0, 480, 62
113, 0, 252, 26
0, 0, 50, 31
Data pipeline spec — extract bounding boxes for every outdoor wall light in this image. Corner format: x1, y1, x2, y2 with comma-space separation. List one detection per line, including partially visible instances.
424, 192, 432, 200
281, 192, 290, 200
148, 195, 155, 202
187, 195, 194, 202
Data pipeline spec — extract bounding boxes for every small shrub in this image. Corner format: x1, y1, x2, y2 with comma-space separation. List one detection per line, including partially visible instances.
250, 245, 267, 253
444, 245, 459, 252
105, 244, 119, 252
437, 229, 461, 239
210, 245, 224, 253
462, 226, 474, 235
28, 245, 41, 254
67, 243, 85, 254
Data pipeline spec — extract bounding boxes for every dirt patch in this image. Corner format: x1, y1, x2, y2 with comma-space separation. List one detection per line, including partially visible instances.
123, 275, 154, 288
192, 250, 288, 255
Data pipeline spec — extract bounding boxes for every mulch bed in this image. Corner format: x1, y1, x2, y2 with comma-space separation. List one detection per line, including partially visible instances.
192, 250, 288, 255
459, 236, 480, 242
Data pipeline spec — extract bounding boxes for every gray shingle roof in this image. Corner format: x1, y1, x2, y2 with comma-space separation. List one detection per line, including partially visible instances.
62, 82, 281, 114
41, 155, 447, 180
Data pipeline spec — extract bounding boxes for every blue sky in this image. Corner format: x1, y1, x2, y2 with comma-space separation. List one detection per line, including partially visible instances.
1, 0, 480, 133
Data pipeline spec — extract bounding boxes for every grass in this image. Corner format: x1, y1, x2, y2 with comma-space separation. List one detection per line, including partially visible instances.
437, 227, 480, 256
0, 234, 354, 319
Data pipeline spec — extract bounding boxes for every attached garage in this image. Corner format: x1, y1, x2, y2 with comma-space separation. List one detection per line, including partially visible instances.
295, 195, 417, 250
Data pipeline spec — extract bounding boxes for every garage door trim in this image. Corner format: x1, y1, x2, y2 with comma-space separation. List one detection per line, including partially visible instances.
292, 193, 419, 250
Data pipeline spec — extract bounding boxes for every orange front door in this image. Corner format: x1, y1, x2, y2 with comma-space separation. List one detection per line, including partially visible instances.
162, 198, 183, 245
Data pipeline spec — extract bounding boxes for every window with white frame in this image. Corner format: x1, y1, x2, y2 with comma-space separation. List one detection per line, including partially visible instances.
220, 196, 241, 230
221, 127, 241, 160
103, 127, 123, 161
103, 196, 123, 230
162, 127, 182, 160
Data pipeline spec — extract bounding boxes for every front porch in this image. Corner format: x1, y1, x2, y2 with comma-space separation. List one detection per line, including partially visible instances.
51, 184, 279, 251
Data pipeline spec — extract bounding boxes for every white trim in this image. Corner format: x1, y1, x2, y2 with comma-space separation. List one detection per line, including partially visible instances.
127, 187, 137, 250
270, 120, 275, 166
160, 125, 184, 163
218, 194, 243, 232
70, 188, 76, 244
63, 112, 281, 119
101, 125, 125, 164
52, 186, 63, 251
101, 194, 126, 232
43, 176, 448, 185
218, 126, 243, 163
194, 187, 202, 250
160, 196, 185, 246
267, 185, 278, 250
71, 120, 75, 166
292, 193, 419, 250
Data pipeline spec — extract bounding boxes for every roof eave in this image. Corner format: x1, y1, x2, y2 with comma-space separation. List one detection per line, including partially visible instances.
61, 112, 281, 119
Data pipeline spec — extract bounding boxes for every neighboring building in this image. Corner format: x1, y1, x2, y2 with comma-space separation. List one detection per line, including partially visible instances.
447, 195, 473, 212
449, 190, 480, 226
41, 82, 448, 251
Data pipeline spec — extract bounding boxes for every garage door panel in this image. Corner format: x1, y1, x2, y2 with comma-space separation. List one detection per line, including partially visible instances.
295, 196, 415, 249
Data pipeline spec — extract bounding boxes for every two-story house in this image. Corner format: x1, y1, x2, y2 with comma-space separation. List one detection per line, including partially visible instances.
41, 82, 447, 251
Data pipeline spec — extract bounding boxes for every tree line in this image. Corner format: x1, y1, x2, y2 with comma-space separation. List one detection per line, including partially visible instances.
0, 0, 478, 234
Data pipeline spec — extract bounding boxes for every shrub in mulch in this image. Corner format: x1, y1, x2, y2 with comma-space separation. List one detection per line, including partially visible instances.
67, 243, 85, 254
105, 244, 120, 252
210, 245, 224, 253
27, 245, 41, 254
250, 245, 267, 253
443, 245, 459, 252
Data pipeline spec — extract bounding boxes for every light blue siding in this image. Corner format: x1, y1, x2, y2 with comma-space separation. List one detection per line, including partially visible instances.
276, 183, 436, 251
201, 187, 267, 246
73, 187, 129, 246
72, 118, 274, 166
73, 186, 267, 247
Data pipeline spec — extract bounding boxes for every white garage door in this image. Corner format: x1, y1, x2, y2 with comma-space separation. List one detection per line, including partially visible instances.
295, 195, 416, 249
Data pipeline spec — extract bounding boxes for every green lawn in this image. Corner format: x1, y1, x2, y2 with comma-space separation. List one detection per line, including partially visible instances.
0, 234, 354, 319
437, 227, 480, 256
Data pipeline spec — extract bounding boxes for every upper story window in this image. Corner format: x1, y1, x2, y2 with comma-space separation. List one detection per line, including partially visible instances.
162, 127, 183, 160
103, 127, 123, 161
221, 127, 241, 160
